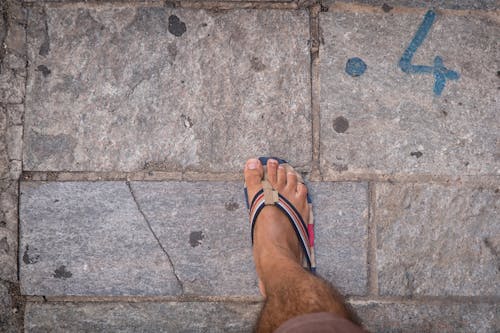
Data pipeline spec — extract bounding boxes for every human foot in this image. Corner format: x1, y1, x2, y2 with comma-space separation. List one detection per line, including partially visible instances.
244, 158, 312, 295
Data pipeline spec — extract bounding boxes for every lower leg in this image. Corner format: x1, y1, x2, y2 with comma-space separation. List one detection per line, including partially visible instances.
244, 158, 357, 332
253, 210, 353, 333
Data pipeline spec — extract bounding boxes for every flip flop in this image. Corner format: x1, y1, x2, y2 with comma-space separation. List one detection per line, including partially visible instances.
244, 157, 316, 273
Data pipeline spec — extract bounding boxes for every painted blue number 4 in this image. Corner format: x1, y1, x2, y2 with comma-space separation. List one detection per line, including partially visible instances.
399, 10, 459, 96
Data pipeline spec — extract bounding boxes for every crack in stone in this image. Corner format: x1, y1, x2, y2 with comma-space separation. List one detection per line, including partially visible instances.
126, 182, 184, 294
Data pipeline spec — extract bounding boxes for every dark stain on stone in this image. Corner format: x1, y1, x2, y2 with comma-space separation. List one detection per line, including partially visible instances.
0, 237, 9, 254
225, 201, 239, 211
168, 15, 186, 37
250, 56, 266, 72
333, 116, 349, 133
22, 245, 39, 265
37, 65, 51, 77
189, 231, 204, 247
382, 3, 394, 12
497, 70, 500, 78
404, 269, 415, 296
0, 220, 6, 227
180, 114, 193, 128
410, 151, 423, 158
53, 265, 72, 279
458, 102, 463, 106
39, 10, 50, 56
483, 237, 499, 271
54, 199, 59, 203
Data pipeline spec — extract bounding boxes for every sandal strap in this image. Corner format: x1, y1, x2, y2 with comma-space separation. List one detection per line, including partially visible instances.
249, 188, 312, 270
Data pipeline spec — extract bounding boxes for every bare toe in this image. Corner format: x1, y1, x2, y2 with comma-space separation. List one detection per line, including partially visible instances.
277, 165, 286, 188
266, 159, 279, 186
297, 182, 308, 198
285, 171, 298, 191
244, 158, 264, 201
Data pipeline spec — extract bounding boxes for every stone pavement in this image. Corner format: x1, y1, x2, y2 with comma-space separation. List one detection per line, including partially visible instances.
1, 0, 499, 331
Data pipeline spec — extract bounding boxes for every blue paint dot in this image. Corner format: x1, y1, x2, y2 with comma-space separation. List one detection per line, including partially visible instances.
346, 57, 367, 77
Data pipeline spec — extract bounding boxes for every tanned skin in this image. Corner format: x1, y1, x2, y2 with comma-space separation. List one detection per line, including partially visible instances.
244, 158, 358, 333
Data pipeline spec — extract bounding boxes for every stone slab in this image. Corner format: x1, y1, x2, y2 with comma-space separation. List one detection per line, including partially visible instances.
310, 182, 368, 295
0, 181, 18, 282
0, 282, 16, 333
319, 11, 499, 177
20, 181, 368, 296
24, 6, 311, 172
129, 181, 260, 296
26, 0, 287, 2
375, 183, 500, 296
20, 181, 182, 296
353, 301, 499, 333
0, 107, 9, 179
25, 301, 262, 333
0, 1, 26, 105
327, 0, 500, 10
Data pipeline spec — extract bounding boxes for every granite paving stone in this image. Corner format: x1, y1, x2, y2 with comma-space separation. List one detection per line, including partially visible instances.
25, 301, 262, 333
0, 108, 9, 179
6, 104, 23, 126
129, 181, 260, 296
320, 10, 499, 177
24, 6, 311, 172
0, 0, 26, 105
130, 181, 368, 296
20, 181, 368, 296
327, 0, 500, 10
375, 183, 500, 296
310, 182, 368, 295
0, 181, 18, 282
20, 181, 182, 296
0, 282, 17, 333
353, 301, 499, 333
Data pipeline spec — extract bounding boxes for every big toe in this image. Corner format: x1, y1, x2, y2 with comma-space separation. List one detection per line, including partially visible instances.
244, 158, 264, 195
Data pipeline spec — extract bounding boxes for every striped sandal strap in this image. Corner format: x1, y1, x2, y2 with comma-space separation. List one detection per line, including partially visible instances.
249, 187, 313, 271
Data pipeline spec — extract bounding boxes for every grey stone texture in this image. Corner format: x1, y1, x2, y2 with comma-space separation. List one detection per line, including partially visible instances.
0, 282, 16, 333
0, 282, 14, 332
354, 301, 500, 333
329, 0, 500, 10
0, 181, 18, 282
375, 183, 500, 296
20, 181, 182, 296
20, 181, 368, 296
1, 105, 22, 180
0, 0, 27, 105
24, 6, 311, 172
129, 181, 259, 296
0, 107, 9, 179
319, 10, 499, 178
310, 182, 368, 295
25, 301, 262, 333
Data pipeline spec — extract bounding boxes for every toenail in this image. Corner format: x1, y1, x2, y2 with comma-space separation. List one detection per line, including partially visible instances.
278, 165, 284, 169
247, 159, 258, 170
269, 159, 278, 164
